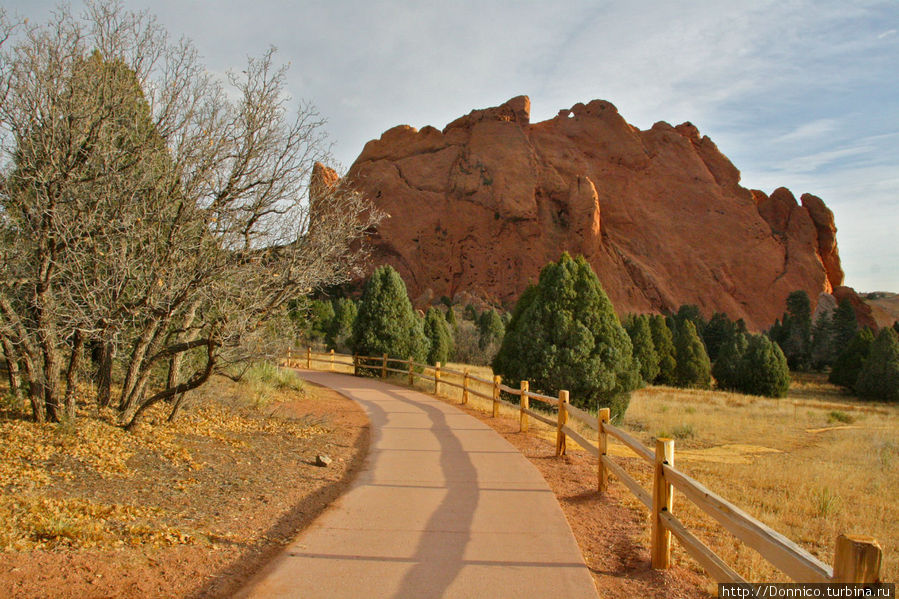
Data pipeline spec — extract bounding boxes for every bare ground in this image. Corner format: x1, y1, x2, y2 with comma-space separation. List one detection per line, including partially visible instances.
0, 379, 369, 599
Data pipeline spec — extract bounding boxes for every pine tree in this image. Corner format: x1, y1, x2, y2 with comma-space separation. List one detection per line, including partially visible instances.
351, 266, 427, 372
829, 328, 875, 389
492, 253, 639, 420
855, 328, 899, 402
649, 315, 677, 385
424, 307, 453, 366
674, 320, 711, 389
626, 314, 660, 384
445, 306, 457, 327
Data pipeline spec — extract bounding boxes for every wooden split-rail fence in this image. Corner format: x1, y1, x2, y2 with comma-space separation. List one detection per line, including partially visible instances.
285, 347, 884, 585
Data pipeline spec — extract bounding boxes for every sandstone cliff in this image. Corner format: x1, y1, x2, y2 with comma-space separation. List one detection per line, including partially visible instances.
338, 96, 846, 330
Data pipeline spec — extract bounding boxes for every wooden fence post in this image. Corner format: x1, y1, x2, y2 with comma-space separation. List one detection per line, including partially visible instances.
492, 375, 501, 418
598, 408, 610, 493
306, 347, 311, 369
287, 347, 292, 367
381, 353, 387, 379
832, 534, 882, 583
462, 369, 470, 405
555, 390, 568, 456
651, 438, 675, 570
353, 354, 359, 376
329, 349, 335, 371
434, 363, 441, 395
408, 357, 414, 386
519, 380, 529, 433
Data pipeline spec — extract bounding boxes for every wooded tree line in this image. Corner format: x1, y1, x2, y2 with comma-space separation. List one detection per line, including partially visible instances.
0, 3, 378, 427
345, 256, 899, 422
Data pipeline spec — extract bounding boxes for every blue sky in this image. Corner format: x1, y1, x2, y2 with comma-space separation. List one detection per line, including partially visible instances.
7, 0, 898, 292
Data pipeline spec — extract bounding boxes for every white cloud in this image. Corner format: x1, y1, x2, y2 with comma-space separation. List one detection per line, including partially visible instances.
774, 119, 840, 143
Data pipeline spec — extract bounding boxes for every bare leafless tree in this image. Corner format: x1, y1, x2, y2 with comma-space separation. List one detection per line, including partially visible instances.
0, 2, 379, 426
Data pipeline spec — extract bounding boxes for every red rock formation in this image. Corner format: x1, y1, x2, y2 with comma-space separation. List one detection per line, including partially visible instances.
345, 96, 848, 330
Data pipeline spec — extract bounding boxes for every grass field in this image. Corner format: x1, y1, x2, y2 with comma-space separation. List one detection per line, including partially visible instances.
374, 357, 898, 584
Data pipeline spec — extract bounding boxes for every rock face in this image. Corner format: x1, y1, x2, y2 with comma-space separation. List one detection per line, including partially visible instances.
344, 96, 847, 330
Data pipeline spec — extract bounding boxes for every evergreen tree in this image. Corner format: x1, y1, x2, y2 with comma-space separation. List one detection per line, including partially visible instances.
424, 307, 453, 366
351, 266, 427, 372
463, 304, 478, 321
327, 298, 357, 352
894, 321, 899, 335
626, 314, 660, 384
445, 306, 457, 327
703, 312, 735, 362
307, 300, 335, 345
831, 298, 858, 350
829, 329, 875, 389
675, 304, 707, 337
855, 328, 899, 402
736, 335, 791, 398
649, 315, 677, 385
777, 290, 812, 370
477, 309, 505, 350
674, 320, 711, 389
492, 253, 639, 420
712, 332, 748, 391
809, 311, 836, 370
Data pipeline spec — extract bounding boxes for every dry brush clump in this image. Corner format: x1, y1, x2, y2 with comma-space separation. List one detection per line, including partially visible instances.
0, 2, 379, 428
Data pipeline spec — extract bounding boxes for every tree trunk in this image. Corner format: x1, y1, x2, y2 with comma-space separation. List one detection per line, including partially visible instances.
96, 340, 114, 409
119, 319, 161, 412
63, 331, 84, 421
0, 334, 22, 399
122, 338, 216, 430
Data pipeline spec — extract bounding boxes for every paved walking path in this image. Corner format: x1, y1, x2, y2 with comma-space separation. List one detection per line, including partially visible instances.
238, 370, 598, 598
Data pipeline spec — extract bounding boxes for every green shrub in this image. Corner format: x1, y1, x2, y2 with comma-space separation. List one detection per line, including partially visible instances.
492, 253, 639, 420
827, 410, 854, 424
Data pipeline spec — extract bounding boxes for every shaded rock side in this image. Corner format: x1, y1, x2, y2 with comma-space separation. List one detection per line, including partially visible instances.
346, 96, 846, 330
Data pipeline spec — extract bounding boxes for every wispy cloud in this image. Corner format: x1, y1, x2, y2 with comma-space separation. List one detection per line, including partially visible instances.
774, 119, 840, 143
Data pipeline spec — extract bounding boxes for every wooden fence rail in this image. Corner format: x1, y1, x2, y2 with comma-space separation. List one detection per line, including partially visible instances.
287, 348, 883, 585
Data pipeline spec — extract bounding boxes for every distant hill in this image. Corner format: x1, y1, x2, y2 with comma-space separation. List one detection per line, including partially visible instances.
863, 292, 899, 328
327, 96, 856, 330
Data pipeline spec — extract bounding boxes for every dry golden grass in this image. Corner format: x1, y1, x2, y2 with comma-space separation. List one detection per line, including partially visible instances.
620, 377, 898, 583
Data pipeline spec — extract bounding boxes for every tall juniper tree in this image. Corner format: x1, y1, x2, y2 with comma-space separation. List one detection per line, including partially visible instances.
492, 253, 639, 420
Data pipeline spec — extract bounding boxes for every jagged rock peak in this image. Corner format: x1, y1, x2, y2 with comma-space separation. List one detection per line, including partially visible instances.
343, 97, 848, 330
